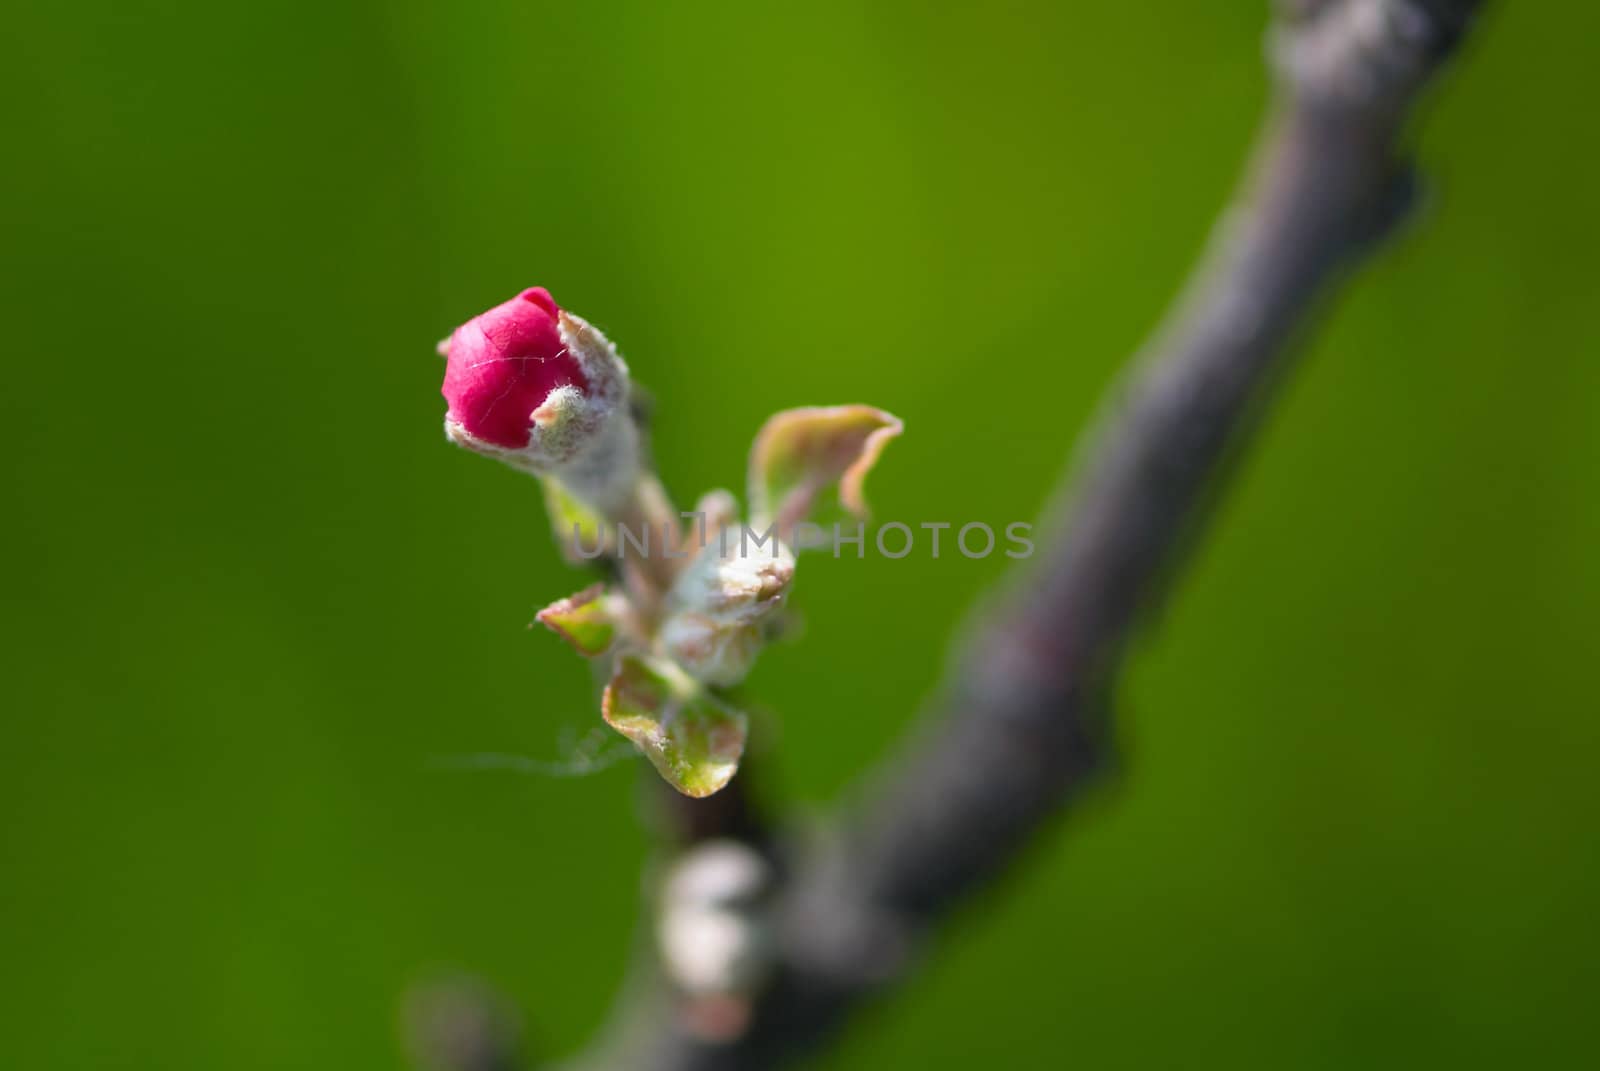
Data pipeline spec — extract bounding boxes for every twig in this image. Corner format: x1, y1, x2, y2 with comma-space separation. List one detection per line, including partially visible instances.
559, 2, 1486, 1067
405, 976, 525, 1071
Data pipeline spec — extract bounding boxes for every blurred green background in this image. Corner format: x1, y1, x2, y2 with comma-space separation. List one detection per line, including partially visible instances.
4, 1, 1597, 1067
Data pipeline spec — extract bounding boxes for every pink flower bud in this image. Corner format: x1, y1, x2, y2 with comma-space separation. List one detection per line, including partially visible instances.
440, 287, 638, 513
440, 287, 586, 450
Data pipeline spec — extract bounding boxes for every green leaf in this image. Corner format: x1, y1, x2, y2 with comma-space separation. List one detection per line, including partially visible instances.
747, 405, 903, 541
540, 477, 613, 563
533, 584, 617, 657
601, 655, 748, 797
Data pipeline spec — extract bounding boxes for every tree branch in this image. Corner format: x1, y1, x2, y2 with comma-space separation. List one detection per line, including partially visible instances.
560, 2, 1487, 1067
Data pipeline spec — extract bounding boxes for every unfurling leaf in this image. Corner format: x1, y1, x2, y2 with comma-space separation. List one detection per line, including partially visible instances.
534, 584, 617, 656
541, 477, 612, 563
747, 405, 903, 541
602, 655, 748, 797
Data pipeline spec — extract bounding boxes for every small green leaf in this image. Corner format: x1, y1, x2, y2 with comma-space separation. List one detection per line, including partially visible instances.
601, 655, 748, 797
747, 405, 903, 540
534, 584, 616, 656
540, 477, 613, 563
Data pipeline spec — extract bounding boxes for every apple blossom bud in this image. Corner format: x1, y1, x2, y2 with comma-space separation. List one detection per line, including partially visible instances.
659, 544, 795, 686
441, 287, 640, 515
